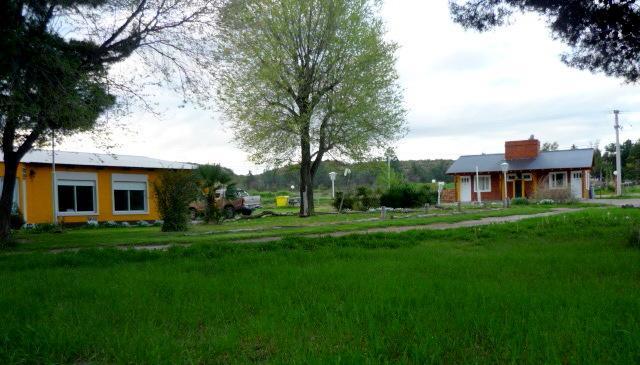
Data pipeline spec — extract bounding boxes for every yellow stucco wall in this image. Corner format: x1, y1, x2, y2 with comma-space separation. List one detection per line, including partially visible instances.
1, 162, 163, 224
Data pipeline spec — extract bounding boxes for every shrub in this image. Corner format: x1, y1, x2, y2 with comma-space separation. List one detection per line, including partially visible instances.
153, 170, 199, 232
353, 186, 380, 211
199, 194, 223, 224
333, 191, 355, 211
380, 184, 420, 208
378, 183, 437, 208
537, 199, 555, 205
511, 197, 530, 205
333, 187, 382, 212
86, 219, 99, 228
532, 186, 576, 204
415, 184, 438, 206
10, 209, 25, 230
23, 223, 63, 233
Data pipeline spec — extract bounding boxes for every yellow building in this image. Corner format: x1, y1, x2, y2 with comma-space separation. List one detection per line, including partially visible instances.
1, 150, 194, 224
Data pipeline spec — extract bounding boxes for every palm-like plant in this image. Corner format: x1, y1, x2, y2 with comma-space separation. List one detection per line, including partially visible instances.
193, 164, 233, 223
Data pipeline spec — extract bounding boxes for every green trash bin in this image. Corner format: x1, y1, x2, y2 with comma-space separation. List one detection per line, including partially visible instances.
275, 196, 289, 207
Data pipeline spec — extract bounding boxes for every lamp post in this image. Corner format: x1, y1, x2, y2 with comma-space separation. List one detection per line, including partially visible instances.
475, 165, 481, 204
500, 162, 509, 208
329, 171, 337, 198
387, 156, 391, 189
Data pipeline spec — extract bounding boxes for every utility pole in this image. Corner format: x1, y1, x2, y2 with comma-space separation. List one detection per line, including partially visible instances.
614, 110, 622, 196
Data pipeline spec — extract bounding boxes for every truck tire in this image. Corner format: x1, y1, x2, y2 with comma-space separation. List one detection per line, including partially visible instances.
224, 205, 235, 219
241, 208, 252, 216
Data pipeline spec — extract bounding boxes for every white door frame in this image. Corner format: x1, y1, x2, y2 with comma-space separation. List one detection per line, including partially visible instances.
570, 170, 583, 199
460, 176, 472, 202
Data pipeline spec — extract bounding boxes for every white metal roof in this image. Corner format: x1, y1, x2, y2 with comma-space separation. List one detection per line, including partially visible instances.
2, 150, 197, 170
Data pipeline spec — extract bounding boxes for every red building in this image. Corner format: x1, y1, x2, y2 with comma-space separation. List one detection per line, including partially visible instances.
446, 138, 594, 202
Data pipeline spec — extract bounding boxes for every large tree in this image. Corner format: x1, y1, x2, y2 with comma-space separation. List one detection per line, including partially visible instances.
0, 0, 217, 244
450, 1, 640, 83
214, 0, 406, 216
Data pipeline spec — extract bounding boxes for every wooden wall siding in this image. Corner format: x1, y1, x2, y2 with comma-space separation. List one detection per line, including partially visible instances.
451, 168, 592, 202
468, 173, 502, 202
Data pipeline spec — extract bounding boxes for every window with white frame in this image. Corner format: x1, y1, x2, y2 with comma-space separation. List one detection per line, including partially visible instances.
522, 173, 533, 181
474, 175, 491, 192
112, 174, 148, 213
0, 177, 20, 212
550, 172, 567, 189
507, 173, 517, 181
56, 172, 97, 214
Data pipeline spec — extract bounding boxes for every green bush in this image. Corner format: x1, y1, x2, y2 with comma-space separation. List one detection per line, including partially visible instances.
23, 223, 63, 234
353, 186, 380, 211
380, 184, 436, 208
380, 184, 414, 208
415, 184, 438, 206
153, 170, 198, 232
511, 197, 530, 205
332, 187, 382, 211
10, 209, 24, 230
332, 191, 355, 210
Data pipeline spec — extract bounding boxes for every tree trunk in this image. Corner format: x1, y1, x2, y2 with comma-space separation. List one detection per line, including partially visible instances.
299, 129, 315, 217
0, 154, 19, 246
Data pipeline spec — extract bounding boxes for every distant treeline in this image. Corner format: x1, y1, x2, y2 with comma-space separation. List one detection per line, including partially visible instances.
232, 159, 454, 192
593, 139, 640, 184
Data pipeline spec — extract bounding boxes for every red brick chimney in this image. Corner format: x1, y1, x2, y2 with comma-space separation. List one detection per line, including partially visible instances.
505, 137, 540, 160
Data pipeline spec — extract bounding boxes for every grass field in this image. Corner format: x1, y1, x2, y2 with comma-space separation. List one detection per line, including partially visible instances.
595, 184, 640, 197
1, 207, 639, 363
12, 205, 562, 252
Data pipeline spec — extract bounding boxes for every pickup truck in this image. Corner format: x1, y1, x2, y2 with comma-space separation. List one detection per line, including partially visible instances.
189, 188, 261, 220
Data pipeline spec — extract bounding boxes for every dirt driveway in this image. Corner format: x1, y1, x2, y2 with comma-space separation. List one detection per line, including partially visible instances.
586, 198, 640, 207
238, 208, 581, 243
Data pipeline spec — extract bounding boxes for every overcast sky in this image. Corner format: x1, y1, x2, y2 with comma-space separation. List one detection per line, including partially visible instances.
61, 1, 640, 174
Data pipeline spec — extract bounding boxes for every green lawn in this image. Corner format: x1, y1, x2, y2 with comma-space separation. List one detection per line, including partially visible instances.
12, 205, 562, 252
595, 185, 640, 197
0, 208, 639, 363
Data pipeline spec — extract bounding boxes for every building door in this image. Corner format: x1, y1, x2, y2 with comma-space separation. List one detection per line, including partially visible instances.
515, 180, 523, 198
571, 171, 583, 199
460, 176, 471, 202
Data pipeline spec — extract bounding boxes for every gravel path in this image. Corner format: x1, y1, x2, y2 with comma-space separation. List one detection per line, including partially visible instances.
235, 208, 581, 243
37, 208, 582, 253
585, 198, 640, 207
